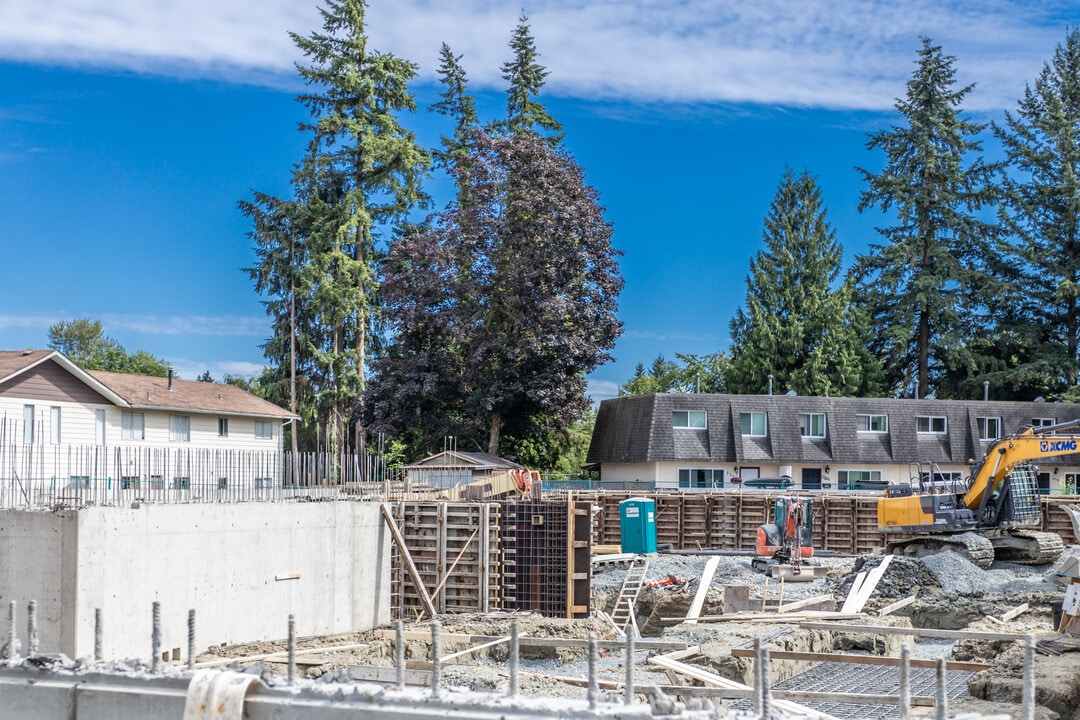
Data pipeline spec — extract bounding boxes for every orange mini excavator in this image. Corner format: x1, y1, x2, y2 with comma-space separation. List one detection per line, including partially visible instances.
752, 496, 815, 575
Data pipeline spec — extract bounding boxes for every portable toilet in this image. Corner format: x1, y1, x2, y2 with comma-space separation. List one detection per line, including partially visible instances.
620, 497, 657, 554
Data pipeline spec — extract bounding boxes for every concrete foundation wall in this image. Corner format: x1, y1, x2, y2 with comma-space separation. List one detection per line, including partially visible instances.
0, 502, 390, 660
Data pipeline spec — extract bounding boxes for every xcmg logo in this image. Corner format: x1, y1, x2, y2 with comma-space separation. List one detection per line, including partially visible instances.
1041, 439, 1078, 453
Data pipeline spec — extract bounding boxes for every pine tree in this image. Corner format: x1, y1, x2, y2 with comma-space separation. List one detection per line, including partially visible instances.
728, 169, 881, 396
991, 28, 1080, 397
245, 0, 429, 450
500, 13, 563, 140
854, 38, 999, 398
431, 43, 478, 170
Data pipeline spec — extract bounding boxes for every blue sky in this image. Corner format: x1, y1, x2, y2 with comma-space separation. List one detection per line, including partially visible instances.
2, 1, 1078, 401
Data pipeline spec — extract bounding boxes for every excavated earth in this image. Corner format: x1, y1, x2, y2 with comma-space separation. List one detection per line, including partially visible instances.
195, 546, 1080, 718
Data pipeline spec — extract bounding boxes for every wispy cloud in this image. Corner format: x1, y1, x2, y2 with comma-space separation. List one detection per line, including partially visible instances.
0, 312, 265, 337
169, 358, 267, 382
0, 1, 1073, 111
623, 329, 721, 343
586, 378, 620, 403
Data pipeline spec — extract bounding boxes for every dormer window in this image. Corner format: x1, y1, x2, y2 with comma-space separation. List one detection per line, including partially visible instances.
673, 411, 707, 429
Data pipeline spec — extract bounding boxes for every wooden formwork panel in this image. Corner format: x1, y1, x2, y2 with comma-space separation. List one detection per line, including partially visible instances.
708, 495, 740, 549
653, 494, 686, 547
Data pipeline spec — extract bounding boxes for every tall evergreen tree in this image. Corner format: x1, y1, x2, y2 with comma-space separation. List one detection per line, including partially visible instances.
500, 13, 563, 140
729, 169, 881, 396
245, 0, 429, 450
990, 28, 1080, 398
854, 38, 999, 399
430, 43, 478, 170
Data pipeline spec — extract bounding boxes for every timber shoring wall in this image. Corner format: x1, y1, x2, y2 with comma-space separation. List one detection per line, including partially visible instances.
571, 490, 1080, 554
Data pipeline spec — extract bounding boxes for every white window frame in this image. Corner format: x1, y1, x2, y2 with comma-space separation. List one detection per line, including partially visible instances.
50, 406, 61, 444
23, 404, 34, 444
677, 468, 725, 489
977, 416, 1002, 441
856, 414, 888, 433
218, 417, 229, 438
917, 416, 947, 434
255, 420, 274, 440
740, 412, 767, 437
837, 469, 883, 487
122, 412, 145, 440
1064, 472, 1080, 495
95, 410, 106, 446
1033, 418, 1055, 428
169, 415, 191, 443
672, 410, 707, 429
799, 413, 826, 439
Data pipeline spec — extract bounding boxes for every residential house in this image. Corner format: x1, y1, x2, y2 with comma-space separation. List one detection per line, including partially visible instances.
586, 393, 1080, 494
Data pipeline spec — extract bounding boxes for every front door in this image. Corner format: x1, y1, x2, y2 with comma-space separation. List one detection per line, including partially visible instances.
802, 468, 821, 490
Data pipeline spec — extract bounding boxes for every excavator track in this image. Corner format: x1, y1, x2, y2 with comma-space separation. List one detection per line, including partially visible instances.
991, 529, 1064, 566
885, 532, 995, 570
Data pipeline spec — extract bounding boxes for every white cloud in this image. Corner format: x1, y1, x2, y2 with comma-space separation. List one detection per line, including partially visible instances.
0, 1, 1073, 111
99, 314, 267, 337
586, 378, 620, 403
170, 358, 266, 382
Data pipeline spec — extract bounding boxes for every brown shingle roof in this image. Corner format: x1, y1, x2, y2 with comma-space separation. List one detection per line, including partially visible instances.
88, 370, 295, 419
0, 350, 53, 381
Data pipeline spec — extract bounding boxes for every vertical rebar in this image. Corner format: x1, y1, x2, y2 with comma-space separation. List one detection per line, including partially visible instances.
509, 621, 519, 697
752, 638, 762, 715
761, 645, 772, 720
899, 643, 911, 720
187, 609, 195, 670
395, 619, 405, 691
26, 600, 37, 655
624, 630, 635, 705
94, 608, 103, 661
151, 601, 161, 673
431, 620, 441, 698
935, 657, 947, 720
287, 614, 296, 686
6, 601, 16, 660
1022, 633, 1035, 720
587, 631, 598, 711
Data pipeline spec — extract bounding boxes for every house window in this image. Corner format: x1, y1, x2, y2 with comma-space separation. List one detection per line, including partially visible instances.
218, 418, 229, 437
96, 410, 106, 446
799, 413, 826, 439
837, 469, 883, 489
122, 412, 145, 440
23, 404, 34, 443
169, 415, 191, 443
916, 416, 947, 434
1033, 418, 1055, 428
678, 468, 725, 489
1064, 473, 1080, 495
977, 417, 1001, 441
50, 407, 61, 444
856, 414, 888, 433
255, 421, 274, 440
672, 411, 707, 429
740, 412, 767, 437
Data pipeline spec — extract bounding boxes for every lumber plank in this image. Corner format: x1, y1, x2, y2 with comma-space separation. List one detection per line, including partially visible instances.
842, 555, 892, 614
798, 622, 1028, 641
381, 504, 437, 620
877, 595, 916, 617
1000, 603, 1030, 623
684, 556, 720, 625
777, 594, 834, 613
662, 611, 861, 623
371, 629, 686, 651
192, 642, 370, 669
348, 665, 431, 686
441, 635, 512, 663
729, 648, 992, 671
840, 570, 867, 614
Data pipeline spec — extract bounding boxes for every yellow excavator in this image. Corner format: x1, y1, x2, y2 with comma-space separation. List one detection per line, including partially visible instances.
878, 420, 1080, 569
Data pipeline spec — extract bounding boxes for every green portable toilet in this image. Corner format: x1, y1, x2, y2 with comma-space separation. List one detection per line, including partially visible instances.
620, 497, 657, 554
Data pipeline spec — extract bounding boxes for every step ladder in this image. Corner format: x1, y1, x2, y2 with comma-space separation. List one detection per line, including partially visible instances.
609, 557, 649, 637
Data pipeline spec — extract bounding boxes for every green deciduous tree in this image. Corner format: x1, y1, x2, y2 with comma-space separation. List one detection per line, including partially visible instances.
729, 169, 882, 396
854, 38, 1000, 399
619, 353, 728, 396
989, 27, 1080, 399
47, 318, 170, 377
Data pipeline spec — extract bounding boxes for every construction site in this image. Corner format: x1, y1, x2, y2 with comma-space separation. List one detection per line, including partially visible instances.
3, 476, 1080, 720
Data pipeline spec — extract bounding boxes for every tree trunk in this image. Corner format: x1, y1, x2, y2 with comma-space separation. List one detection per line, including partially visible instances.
289, 228, 299, 473
487, 412, 501, 456
918, 307, 930, 399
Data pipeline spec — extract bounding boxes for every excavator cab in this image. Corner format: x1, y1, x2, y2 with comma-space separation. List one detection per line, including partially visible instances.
753, 496, 815, 573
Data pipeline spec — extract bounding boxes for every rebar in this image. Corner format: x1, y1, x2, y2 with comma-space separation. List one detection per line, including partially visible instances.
935, 657, 947, 720
94, 608, 102, 661
7, 601, 16, 660
899, 643, 910, 720
187, 609, 195, 670
395, 619, 405, 691
509, 621, 519, 697
431, 620, 441, 698
287, 614, 296, 686
1022, 633, 1035, 720
761, 644, 772, 719
26, 600, 37, 655
151, 601, 161, 673
624, 631, 635, 705
587, 631, 598, 710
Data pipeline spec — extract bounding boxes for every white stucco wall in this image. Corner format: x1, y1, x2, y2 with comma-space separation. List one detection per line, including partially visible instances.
0, 502, 390, 660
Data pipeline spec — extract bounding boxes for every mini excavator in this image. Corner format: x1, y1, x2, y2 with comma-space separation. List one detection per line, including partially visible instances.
753, 496, 816, 576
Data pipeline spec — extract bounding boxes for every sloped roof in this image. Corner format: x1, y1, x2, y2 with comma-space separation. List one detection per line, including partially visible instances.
403, 451, 524, 471
0, 350, 53, 380
587, 393, 1080, 466
88, 370, 296, 419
